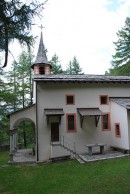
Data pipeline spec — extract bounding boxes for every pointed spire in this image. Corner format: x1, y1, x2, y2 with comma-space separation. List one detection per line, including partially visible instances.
34, 32, 50, 65
31, 30, 52, 75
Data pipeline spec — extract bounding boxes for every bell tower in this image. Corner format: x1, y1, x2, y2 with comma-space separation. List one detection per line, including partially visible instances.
31, 32, 51, 75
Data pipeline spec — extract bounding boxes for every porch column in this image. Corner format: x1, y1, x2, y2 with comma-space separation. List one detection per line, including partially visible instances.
14, 129, 18, 151
12, 133, 15, 153
9, 130, 14, 162
10, 131, 13, 152
15, 131, 18, 150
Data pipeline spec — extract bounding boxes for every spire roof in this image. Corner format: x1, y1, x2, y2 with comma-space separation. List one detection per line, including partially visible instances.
32, 32, 51, 67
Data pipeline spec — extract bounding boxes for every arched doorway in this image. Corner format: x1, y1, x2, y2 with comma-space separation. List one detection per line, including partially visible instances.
17, 119, 35, 150
8, 104, 36, 163
10, 118, 36, 163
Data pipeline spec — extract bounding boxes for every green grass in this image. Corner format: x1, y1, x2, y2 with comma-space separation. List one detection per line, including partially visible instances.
1, 152, 130, 194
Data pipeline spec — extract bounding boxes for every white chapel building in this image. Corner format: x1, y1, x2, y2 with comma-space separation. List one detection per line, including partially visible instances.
8, 32, 130, 163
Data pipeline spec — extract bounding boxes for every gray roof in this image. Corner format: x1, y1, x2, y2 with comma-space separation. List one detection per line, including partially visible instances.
44, 109, 64, 116
110, 98, 130, 109
7, 104, 35, 118
33, 74, 130, 83
77, 108, 104, 116
32, 32, 50, 67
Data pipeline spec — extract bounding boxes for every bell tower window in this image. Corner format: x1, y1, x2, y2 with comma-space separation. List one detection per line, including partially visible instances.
39, 66, 45, 74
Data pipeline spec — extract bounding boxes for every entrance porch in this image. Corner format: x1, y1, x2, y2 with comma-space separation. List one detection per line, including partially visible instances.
9, 149, 36, 164
8, 147, 129, 164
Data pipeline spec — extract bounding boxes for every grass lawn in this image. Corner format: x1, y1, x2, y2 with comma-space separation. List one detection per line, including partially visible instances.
1, 152, 130, 194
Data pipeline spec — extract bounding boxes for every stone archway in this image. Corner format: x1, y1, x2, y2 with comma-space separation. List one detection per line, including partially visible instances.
8, 104, 36, 163
11, 118, 35, 150
18, 119, 35, 149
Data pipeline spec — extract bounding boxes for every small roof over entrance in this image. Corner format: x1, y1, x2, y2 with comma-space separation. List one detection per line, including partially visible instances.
77, 108, 104, 128
44, 109, 64, 116
77, 108, 104, 116
44, 109, 64, 124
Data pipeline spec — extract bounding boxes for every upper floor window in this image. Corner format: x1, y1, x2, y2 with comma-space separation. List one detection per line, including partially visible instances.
115, 123, 121, 137
66, 113, 77, 132
100, 95, 109, 105
102, 113, 111, 131
66, 95, 75, 105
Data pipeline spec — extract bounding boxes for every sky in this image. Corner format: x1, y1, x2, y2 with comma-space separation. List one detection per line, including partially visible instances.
4, 0, 130, 74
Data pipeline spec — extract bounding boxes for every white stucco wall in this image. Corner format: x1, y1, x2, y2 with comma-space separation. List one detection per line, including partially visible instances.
9, 105, 36, 129
110, 101, 129, 149
127, 110, 130, 149
37, 82, 130, 161
32, 81, 36, 104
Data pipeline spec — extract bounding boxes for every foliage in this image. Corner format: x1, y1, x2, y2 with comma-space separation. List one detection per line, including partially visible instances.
65, 56, 83, 74
49, 54, 83, 75
107, 17, 130, 75
7, 51, 34, 147
49, 53, 63, 74
0, 51, 34, 145
6, 51, 33, 111
1, 154, 130, 193
0, 66, 10, 144
65, 61, 73, 74
106, 63, 130, 76
18, 120, 35, 148
0, 0, 46, 67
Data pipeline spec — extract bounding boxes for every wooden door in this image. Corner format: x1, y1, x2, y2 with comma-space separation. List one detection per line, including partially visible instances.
51, 123, 59, 142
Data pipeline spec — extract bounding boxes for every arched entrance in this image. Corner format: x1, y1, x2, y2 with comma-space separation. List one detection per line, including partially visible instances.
8, 104, 36, 163
14, 118, 35, 149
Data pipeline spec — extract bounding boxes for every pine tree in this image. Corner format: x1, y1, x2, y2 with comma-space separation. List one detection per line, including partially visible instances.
72, 56, 83, 74
0, 0, 46, 67
0, 50, 34, 145
5, 51, 34, 147
65, 56, 83, 74
0, 65, 10, 144
108, 17, 130, 75
50, 54, 63, 74
6, 51, 33, 111
65, 61, 73, 74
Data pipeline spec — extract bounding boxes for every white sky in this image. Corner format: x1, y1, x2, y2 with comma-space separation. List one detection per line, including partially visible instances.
4, 0, 130, 74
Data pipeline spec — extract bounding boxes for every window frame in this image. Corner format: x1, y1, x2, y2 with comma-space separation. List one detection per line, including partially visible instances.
101, 112, 111, 131
66, 113, 77, 133
66, 94, 75, 105
115, 123, 121, 137
100, 95, 109, 105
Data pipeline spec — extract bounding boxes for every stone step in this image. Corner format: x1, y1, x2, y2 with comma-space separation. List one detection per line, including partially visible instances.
76, 158, 85, 164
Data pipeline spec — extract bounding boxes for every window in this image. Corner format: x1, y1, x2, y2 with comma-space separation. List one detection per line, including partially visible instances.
39, 66, 45, 74
115, 123, 121, 137
100, 95, 109, 105
66, 95, 75, 105
66, 113, 77, 132
102, 113, 111, 131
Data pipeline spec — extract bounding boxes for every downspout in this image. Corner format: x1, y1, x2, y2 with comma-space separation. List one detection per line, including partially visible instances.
36, 81, 39, 161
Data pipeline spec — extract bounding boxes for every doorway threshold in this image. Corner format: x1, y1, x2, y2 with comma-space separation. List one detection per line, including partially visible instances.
51, 142, 61, 146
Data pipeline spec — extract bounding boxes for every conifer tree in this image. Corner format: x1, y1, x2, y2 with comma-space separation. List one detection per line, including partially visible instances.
0, 0, 46, 67
0, 65, 10, 144
65, 61, 73, 74
6, 51, 33, 111
107, 17, 130, 75
50, 54, 63, 74
65, 56, 83, 74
